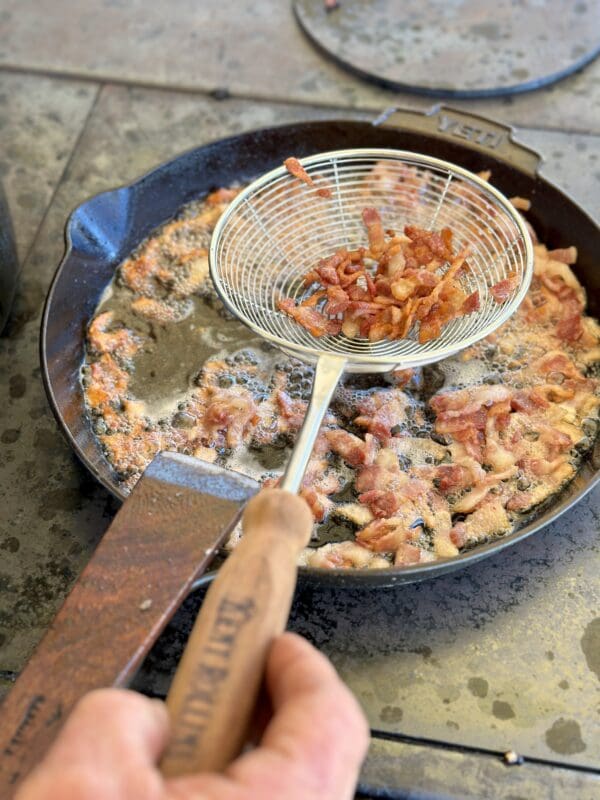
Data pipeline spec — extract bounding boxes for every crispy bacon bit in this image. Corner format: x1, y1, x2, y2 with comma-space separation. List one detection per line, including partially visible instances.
87, 311, 141, 361
326, 429, 377, 467
510, 196, 531, 211
354, 391, 408, 439
547, 246, 577, 264
302, 541, 389, 570
557, 310, 583, 342
462, 290, 480, 314
450, 522, 467, 548
277, 297, 342, 337
300, 487, 328, 522
403, 225, 453, 268
357, 516, 416, 553
206, 187, 241, 206
362, 207, 385, 256
435, 464, 472, 494
276, 390, 307, 431
358, 489, 400, 518
284, 157, 314, 188
284, 157, 332, 198
534, 352, 584, 382
278, 212, 480, 345
324, 285, 350, 315
131, 296, 193, 324
511, 389, 550, 413
490, 272, 518, 303
395, 542, 426, 565
204, 387, 257, 447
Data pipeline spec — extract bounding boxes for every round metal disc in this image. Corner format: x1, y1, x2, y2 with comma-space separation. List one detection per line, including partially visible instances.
294, 0, 600, 98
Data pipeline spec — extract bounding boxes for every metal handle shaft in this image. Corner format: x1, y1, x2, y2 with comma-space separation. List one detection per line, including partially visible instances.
280, 354, 346, 493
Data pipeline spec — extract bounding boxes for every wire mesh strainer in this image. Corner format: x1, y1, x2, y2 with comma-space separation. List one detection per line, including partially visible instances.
210, 149, 533, 493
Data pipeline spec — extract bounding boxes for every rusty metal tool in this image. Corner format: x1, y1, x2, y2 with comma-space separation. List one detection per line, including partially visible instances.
0, 452, 258, 797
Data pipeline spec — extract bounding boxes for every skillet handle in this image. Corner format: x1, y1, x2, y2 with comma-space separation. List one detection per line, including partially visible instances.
160, 488, 313, 777
374, 105, 542, 177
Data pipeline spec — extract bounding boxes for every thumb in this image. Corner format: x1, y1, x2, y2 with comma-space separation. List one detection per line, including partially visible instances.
17, 689, 169, 800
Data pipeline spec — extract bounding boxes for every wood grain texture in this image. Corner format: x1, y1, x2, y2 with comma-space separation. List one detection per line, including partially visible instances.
161, 489, 313, 776
0, 453, 257, 798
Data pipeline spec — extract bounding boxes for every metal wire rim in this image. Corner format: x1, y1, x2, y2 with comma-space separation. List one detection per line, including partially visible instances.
209, 148, 534, 372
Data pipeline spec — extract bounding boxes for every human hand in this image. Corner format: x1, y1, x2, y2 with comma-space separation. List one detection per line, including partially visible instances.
16, 632, 369, 800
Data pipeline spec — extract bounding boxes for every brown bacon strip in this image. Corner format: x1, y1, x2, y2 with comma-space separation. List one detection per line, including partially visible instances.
284, 156, 314, 187
362, 207, 385, 256
277, 297, 342, 337
490, 271, 518, 303
277, 205, 481, 345
284, 157, 332, 198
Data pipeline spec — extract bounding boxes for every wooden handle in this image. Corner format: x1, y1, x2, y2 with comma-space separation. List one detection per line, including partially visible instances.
160, 488, 313, 777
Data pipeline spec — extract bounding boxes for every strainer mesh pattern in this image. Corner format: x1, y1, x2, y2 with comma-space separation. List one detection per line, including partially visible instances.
210, 149, 533, 371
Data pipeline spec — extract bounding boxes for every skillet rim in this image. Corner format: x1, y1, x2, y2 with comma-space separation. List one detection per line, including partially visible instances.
40, 117, 600, 588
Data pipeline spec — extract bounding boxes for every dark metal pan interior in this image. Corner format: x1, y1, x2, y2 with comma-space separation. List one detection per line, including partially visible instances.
41, 119, 600, 587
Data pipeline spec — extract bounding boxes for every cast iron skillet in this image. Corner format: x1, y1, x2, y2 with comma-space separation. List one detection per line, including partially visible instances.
41, 105, 600, 587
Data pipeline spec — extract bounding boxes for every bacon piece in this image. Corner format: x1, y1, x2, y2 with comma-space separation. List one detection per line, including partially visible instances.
284, 157, 314, 188
431, 385, 511, 414
354, 391, 408, 440
533, 352, 584, 382
87, 311, 141, 361
204, 387, 257, 447
403, 225, 453, 268
386, 247, 406, 279
326, 429, 377, 467
277, 297, 342, 337
510, 196, 531, 211
450, 522, 467, 548
436, 408, 488, 434
302, 542, 389, 570
276, 390, 307, 431
358, 489, 400, 518
299, 290, 327, 308
300, 486, 331, 522
324, 285, 350, 315
547, 246, 577, 264
511, 389, 550, 413
434, 464, 472, 494
556, 309, 583, 342
131, 296, 193, 324
461, 290, 480, 314
357, 516, 417, 553
300, 459, 342, 523
206, 187, 241, 205
355, 461, 405, 494
461, 496, 511, 542
362, 207, 385, 256
490, 272, 518, 303
505, 492, 533, 512
394, 542, 426, 565
86, 354, 129, 412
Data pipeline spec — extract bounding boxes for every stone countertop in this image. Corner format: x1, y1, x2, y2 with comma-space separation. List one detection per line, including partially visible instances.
0, 3, 599, 797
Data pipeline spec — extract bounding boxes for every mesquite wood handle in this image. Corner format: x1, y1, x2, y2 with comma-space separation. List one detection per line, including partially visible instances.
160, 488, 313, 776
